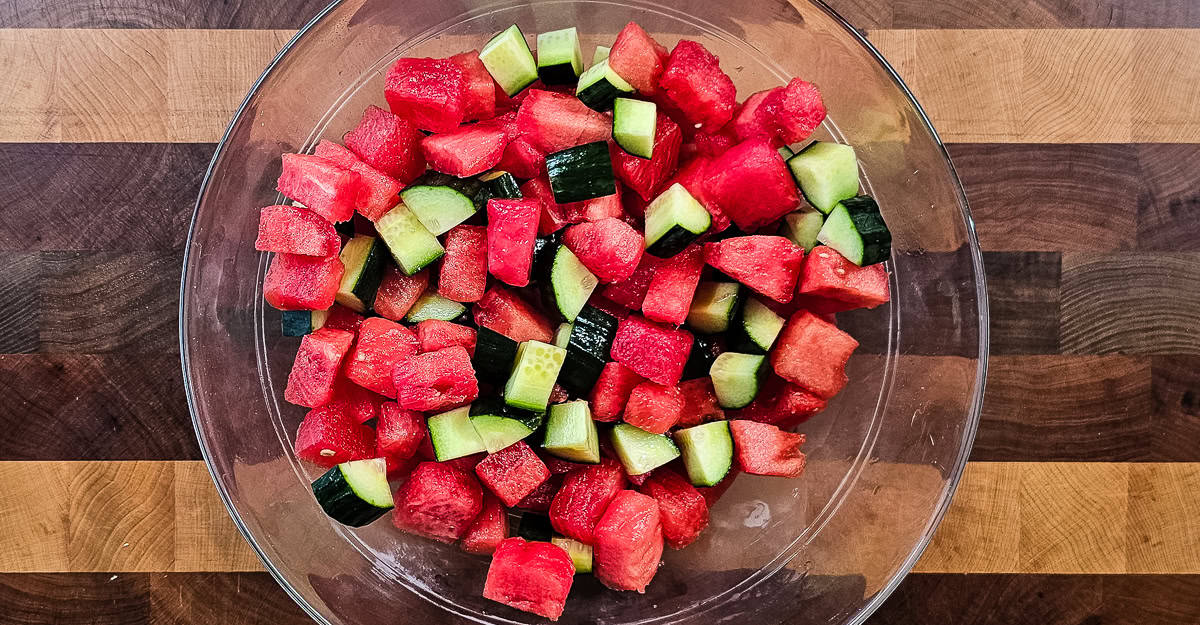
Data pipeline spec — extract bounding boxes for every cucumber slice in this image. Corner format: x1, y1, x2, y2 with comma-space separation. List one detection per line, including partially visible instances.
517, 513, 554, 542
545, 141, 616, 204
475, 170, 523, 207
787, 142, 859, 214
782, 208, 825, 252
504, 340, 567, 412
644, 183, 712, 258
576, 58, 634, 112
553, 323, 573, 349
552, 535, 594, 573
686, 282, 740, 334
545, 245, 599, 322
610, 423, 680, 476
681, 333, 720, 381
612, 98, 657, 159
558, 305, 619, 395
401, 173, 482, 236
592, 45, 610, 65
470, 398, 544, 453
709, 352, 766, 409
732, 296, 786, 353
816, 195, 891, 266
427, 405, 487, 461
335, 235, 387, 313
480, 24, 539, 96
673, 421, 733, 487
536, 27, 584, 86
474, 326, 520, 385
281, 309, 328, 337
542, 400, 600, 463
531, 230, 564, 277
311, 457, 394, 527
404, 292, 468, 323
376, 202, 444, 275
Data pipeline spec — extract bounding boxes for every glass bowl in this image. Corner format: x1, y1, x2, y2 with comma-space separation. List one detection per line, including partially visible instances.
180, 0, 987, 623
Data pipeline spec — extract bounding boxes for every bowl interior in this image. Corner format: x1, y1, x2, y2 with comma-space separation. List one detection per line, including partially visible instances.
181, 1, 986, 624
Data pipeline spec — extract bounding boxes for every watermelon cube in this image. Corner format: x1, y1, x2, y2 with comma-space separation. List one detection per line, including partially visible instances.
664, 156, 728, 233
542, 454, 588, 476
610, 315, 693, 386
344, 104, 427, 184
588, 361, 645, 422
771, 310, 858, 399
392, 345, 480, 411
462, 493, 509, 555
658, 41, 737, 132
393, 461, 484, 542
765, 78, 827, 144
294, 401, 376, 467
731, 89, 780, 144
344, 317, 420, 398
516, 89, 611, 154
312, 140, 402, 222
600, 254, 661, 310
416, 319, 477, 356
642, 244, 704, 325
487, 198, 541, 287
623, 382, 684, 434
522, 176, 571, 235
284, 328, 356, 408
696, 468, 738, 507
377, 401, 427, 465
450, 50, 497, 122
276, 153, 360, 223
593, 489, 664, 592
330, 377, 386, 424
475, 441, 552, 507
483, 537, 575, 621
439, 225, 488, 303
611, 113, 683, 201
705, 138, 800, 231
730, 374, 826, 429
373, 266, 429, 321
563, 218, 645, 283
676, 377, 724, 427
565, 188, 624, 223
639, 468, 709, 549
322, 304, 365, 333
704, 236, 804, 303
798, 246, 891, 311
255, 205, 340, 257
497, 135, 547, 179
517, 473, 563, 513
549, 460, 626, 544
608, 21, 669, 95
384, 57, 467, 133
473, 286, 555, 343
264, 252, 344, 311
421, 121, 509, 178
729, 420, 807, 477
685, 124, 738, 159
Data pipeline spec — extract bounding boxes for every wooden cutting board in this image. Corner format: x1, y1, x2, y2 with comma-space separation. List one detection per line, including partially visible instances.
0, 0, 1197, 622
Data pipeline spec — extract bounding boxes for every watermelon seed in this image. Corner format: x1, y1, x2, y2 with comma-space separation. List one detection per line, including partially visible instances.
320, 449, 335, 457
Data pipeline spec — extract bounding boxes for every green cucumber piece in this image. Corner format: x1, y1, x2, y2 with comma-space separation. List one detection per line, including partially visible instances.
673, 421, 733, 487
531, 230, 564, 278
732, 296, 786, 353
558, 305, 619, 395
686, 282, 740, 334
404, 292, 468, 323
335, 234, 387, 313
542, 400, 600, 463
504, 340, 567, 412
400, 173, 482, 236
281, 309, 328, 337
816, 195, 891, 266
552, 535, 594, 573
612, 97, 657, 159
427, 406, 487, 461
545, 141, 616, 204
311, 457, 394, 527
546, 245, 599, 322
516, 513, 554, 542
469, 398, 544, 453
777, 145, 795, 160
475, 170, 523, 207
592, 45, 610, 65
536, 27, 584, 85
644, 183, 711, 258
709, 352, 766, 409
681, 333, 720, 381
610, 424, 680, 476
376, 202, 444, 275
576, 58, 634, 112
474, 327, 520, 384
787, 142, 859, 214
480, 25, 539, 96
782, 208, 825, 252
553, 323, 573, 349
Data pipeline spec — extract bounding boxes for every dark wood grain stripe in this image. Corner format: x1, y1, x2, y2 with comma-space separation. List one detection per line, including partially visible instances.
1134, 144, 1200, 251
1148, 356, 1200, 462
0, 252, 40, 353
0, 1, 330, 29
0, 573, 150, 625
980, 252, 1061, 355
149, 573, 310, 625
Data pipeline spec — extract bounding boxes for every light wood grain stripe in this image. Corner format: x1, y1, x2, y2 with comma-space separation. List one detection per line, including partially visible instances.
0, 28, 1197, 143
0, 461, 1196, 574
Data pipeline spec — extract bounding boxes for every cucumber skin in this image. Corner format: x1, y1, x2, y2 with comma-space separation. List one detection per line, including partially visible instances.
312, 465, 392, 527
844, 196, 892, 266
646, 224, 701, 258
558, 306, 619, 395
546, 142, 616, 203
473, 327, 519, 384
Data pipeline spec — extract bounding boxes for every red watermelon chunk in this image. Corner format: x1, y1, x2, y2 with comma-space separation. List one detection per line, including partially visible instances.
766, 78, 827, 144
732, 89, 781, 144
522, 176, 571, 235
421, 121, 509, 177
284, 328, 355, 408
384, 57, 466, 133
497, 136, 547, 179
393, 461, 484, 542
416, 319, 477, 356
640, 468, 709, 549
373, 266, 429, 321
483, 537, 575, 621
450, 50, 497, 122
798, 246, 891, 311
593, 489, 664, 592
475, 441, 552, 507
312, 140, 402, 222
706, 138, 799, 231
730, 374, 826, 429
676, 377, 725, 427
658, 41, 737, 132
611, 113, 683, 201
276, 154, 360, 223
255, 205, 340, 257
704, 236, 805, 303
608, 21, 669, 96
566, 188, 624, 223
322, 304, 365, 332
473, 286, 554, 343
542, 454, 588, 476
392, 345, 480, 411
439, 225, 488, 302
588, 361, 645, 422
563, 218, 645, 283
517, 473, 563, 512
344, 317, 420, 398
376, 402, 426, 461
642, 244, 704, 325
610, 315, 693, 386
623, 382, 684, 434
685, 124, 738, 159
729, 420, 807, 477
696, 468, 738, 507
771, 310, 858, 399
294, 402, 376, 467
516, 89, 611, 154
601, 254, 661, 310
549, 460, 626, 544
344, 105, 427, 185
329, 377, 386, 424
487, 198, 541, 287
462, 493, 509, 555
